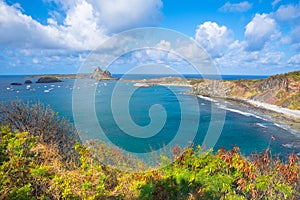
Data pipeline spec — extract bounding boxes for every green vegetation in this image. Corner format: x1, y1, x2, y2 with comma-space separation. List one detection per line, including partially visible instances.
0, 102, 299, 199
285, 71, 300, 81
187, 78, 204, 85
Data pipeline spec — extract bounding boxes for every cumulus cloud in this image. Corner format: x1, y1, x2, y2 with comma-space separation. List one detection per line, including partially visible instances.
290, 26, 300, 49
85, 0, 163, 33
272, 0, 281, 8
0, 1, 58, 49
47, 0, 162, 33
245, 14, 278, 51
0, 0, 163, 51
275, 3, 300, 22
214, 39, 286, 75
155, 40, 172, 50
260, 52, 284, 65
195, 21, 233, 58
219, 1, 252, 13
272, 3, 300, 51
288, 54, 300, 64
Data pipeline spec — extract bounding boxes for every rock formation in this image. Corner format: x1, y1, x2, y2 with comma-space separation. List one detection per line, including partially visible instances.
36, 76, 62, 83
190, 71, 300, 110
24, 80, 32, 84
10, 82, 22, 86
90, 67, 113, 80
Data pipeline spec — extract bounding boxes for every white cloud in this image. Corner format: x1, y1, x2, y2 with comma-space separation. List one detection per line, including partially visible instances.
155, 40, 172, 50
32, 58, 39, 64
290, 26, 300, 49
260, 52, 284, 65
288, 54, 300, 64
214, 39, 287, 75
219, 1, 252, 13
245, 14, 278, 51
272, 0, 281, 8
275, 3, 300, 22
0, 0, 163, 51
47, 0, 162, 33
86, 0, 163, 33
195, 21, 233, 58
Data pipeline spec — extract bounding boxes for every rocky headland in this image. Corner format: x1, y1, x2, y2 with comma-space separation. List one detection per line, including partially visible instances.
190, 71, 300, 110
188, 71, 300, 132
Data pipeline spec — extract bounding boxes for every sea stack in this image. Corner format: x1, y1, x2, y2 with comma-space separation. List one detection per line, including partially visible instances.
90, 67, 113, 80
24, 80, 32, 84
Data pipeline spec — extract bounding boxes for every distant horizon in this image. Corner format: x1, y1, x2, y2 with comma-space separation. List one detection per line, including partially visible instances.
0, 72, 274, 77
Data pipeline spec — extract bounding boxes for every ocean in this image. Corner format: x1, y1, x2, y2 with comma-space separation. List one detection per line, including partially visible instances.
1, 74, 299, 159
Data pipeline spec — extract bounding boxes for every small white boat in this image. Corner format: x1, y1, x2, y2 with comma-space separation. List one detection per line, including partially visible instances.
44, 90, 50, 93
133, 83, 151, 88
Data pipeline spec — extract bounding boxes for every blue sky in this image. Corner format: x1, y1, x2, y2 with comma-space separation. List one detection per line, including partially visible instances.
0, 0, 300, 75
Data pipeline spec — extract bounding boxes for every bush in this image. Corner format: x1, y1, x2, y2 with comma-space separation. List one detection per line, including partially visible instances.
0, 101, 80, 162
139, 146, 300, 200
0, 126, 299, 199
0, 127, 111, 199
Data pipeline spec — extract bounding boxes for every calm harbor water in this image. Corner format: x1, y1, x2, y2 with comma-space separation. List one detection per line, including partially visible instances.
0, 74, 299, 158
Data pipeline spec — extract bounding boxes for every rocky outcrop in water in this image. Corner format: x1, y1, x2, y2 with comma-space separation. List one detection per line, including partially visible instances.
10, 82, 22, 86
190, 71, 300, 110
90, 67, 114, 80
36, 76, 62, 83
25, 80, 32, 84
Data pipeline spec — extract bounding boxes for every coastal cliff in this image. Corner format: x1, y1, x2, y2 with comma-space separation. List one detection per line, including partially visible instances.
190, 71, 300, 110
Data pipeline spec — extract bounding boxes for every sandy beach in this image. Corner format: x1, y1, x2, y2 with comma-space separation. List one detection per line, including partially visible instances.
243, 99, 300, 120
226, 98, 300, 134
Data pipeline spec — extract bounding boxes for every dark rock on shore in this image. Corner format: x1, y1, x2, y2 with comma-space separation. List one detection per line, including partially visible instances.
25, 80, 32, 84
10, 82, 22, 86
36, 76, 62, 83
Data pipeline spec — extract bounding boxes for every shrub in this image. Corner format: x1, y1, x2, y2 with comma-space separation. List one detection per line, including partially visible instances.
0, 101, 80, 162
139, 146, 300, 200
0, 126, 111, 199
1, 126, 299, 199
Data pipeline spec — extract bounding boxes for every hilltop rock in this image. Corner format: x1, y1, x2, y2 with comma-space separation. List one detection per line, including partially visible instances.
36, 76, 62, 83
90, 67, 113, 80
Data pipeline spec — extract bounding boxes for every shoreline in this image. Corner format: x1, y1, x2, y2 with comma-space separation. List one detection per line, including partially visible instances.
226, 97, 300, 122
242, 99, 300, 120
198, 95, 300, 134
127, 78, 300, 134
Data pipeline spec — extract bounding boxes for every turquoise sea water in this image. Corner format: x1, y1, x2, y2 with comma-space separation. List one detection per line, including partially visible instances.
1, 75, 299, 159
